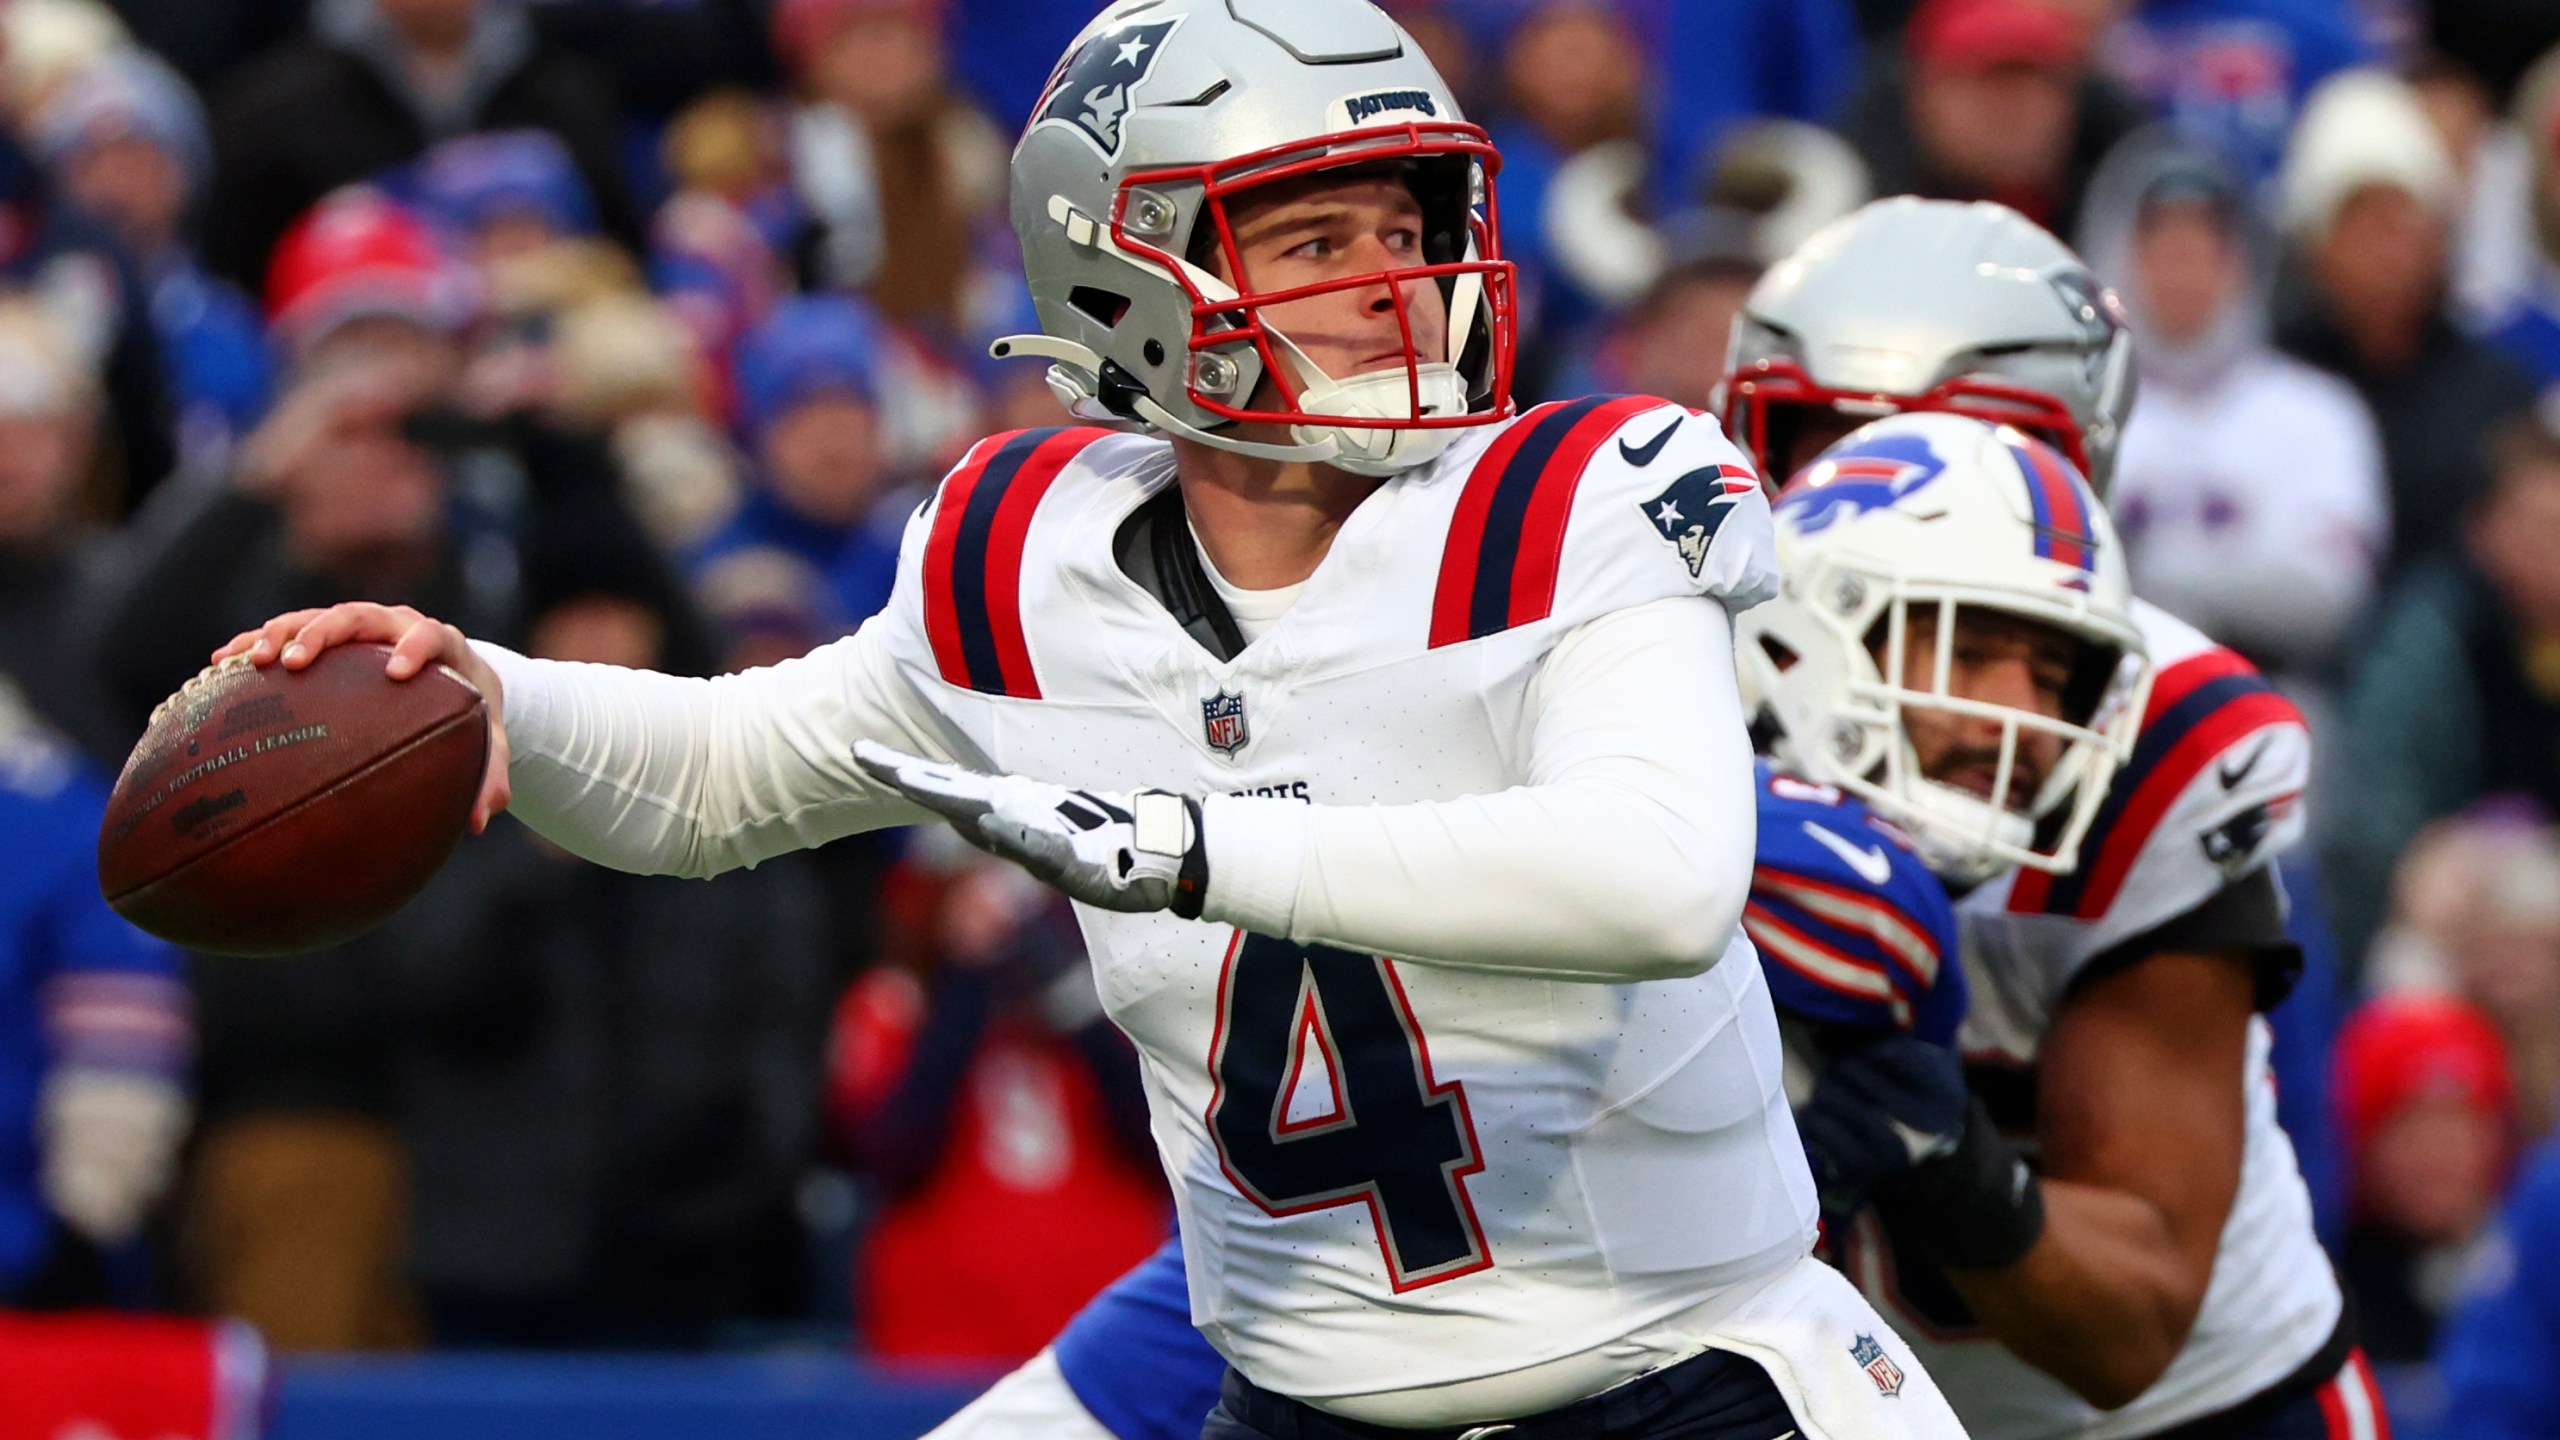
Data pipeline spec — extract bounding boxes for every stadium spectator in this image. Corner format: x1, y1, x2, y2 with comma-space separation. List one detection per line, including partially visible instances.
1484, 0, 1649, 352
2334, 994, 2517, 1363
0, 684, 190, 1309
407, 128, 600, 269
649, 88, 799, 392
2427, 0, 2560, 110
1556, 215, 1763, 412
2272, 68, 2537, 578
690, 294, 906, 645
203, 0, 644, 292
32, 49, 273, 469
2079, 133, 2387, 679
0, 300, 130, 763
0, 97, 176, 513
2435, 1140, 2560, 1438
2084, 0, 2377, 188
547, 291, 743, 554
91, 188, 705, 726
1833, 0, 2148, 239
389, 589, 835, 1348
1647, 0, 1863, 210
2325, 405, 2560, 971
829, 846, 1166, 1365
774, 0, 1009, 333
2479, 48, 2560, 385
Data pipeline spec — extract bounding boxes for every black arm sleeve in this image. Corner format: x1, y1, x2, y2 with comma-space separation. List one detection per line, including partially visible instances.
2067, 867, 2302, 1012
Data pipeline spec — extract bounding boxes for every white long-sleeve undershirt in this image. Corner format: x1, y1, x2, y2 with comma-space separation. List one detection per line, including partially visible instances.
473, 595, 1756, 984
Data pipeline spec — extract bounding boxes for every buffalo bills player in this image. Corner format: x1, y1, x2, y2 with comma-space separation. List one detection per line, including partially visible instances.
213, 2, 1964, 1436
1724, 201, 2377, 1440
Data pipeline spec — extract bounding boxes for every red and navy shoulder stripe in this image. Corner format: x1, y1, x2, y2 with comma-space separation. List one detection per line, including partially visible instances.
1429, 395, 1663, 648
2011, 646, 2304, 919
920, 426, 1113, 698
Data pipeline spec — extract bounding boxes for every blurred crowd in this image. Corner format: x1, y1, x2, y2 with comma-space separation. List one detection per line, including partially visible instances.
2, 0, 2560, 1426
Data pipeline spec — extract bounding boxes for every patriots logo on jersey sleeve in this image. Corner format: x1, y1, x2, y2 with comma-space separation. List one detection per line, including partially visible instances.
1776, 432, 1948, 534
1033, 18, 1180, 157
1639, 464, 1757, 578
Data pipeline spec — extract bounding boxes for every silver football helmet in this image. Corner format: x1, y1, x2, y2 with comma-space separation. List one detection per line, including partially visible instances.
1720, 197, 2136, 495
996, 0, 1515, 476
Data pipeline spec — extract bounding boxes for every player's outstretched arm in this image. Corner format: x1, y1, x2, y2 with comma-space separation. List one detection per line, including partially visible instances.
863, 596, 1759, 982
214, 600, 954, 878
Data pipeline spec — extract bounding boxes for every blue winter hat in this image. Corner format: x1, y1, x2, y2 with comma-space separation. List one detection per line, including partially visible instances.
735, 295, 884, 433
412, 129, 598, 239
33, 49, 212, 195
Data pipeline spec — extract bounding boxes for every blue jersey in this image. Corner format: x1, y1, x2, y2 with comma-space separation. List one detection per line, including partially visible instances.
1045, 764, 1966, 1437
0, 718, 186, 1285
2437, 1144, 2560, 1439
1741, 763, 1964, 1047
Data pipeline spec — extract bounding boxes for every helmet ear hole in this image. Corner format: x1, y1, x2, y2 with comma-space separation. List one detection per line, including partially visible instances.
1757, 634, 1800, 673
1070, 287, 1132, 328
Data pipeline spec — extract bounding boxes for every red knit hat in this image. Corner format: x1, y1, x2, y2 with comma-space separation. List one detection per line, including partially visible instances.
264, 188, 476, 350
1906, 0, 2085, 73
2333, 994, 2516, 1174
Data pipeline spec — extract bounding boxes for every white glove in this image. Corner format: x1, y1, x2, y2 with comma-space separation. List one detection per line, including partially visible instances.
854, 741, 1208, 917
39, 1069, 190, 1244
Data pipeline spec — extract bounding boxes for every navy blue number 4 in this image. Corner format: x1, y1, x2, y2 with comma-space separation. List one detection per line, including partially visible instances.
1206, 934, 1491, 1290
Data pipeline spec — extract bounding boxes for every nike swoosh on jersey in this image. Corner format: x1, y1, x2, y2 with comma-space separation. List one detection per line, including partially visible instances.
1802, 820, 1894, 886
2218, 735, 2273, 790
1616, 414, 1681, 468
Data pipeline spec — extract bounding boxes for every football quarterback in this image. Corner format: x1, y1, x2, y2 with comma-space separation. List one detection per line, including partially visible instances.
215, 2, 1961, 1436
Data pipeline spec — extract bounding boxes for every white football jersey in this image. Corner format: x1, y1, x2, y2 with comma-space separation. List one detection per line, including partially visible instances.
1841, 601, 2340, 1440
862, 401, 1814, 1402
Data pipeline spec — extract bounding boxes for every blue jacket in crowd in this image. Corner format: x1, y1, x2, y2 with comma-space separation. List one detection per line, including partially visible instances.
0, 723, 184, 1290
2436, 1143, 2560, 1439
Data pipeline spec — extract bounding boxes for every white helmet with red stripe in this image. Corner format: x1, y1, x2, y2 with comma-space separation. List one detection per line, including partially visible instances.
1735, 412, 2151, 886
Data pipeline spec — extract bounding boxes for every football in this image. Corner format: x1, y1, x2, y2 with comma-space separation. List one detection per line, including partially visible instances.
97, 644, 490, 956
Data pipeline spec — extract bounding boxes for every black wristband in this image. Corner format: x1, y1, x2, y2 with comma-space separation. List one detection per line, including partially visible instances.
1169, 796, 1210, 921
1875, 1097, 2046, 1272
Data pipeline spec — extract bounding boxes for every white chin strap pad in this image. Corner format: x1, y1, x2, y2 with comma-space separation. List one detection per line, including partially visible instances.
1289, 363, 1468, 476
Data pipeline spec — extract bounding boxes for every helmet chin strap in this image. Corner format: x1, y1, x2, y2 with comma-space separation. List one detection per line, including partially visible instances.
991, 330, 1351, 466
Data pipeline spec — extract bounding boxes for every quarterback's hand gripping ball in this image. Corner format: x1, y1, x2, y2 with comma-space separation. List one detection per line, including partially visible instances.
853, 742, 1208, 919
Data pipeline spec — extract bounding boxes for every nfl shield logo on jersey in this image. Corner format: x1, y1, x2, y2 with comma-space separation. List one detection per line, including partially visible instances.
1850, 1333, 1905, 1398
1202, 691, 1249, 758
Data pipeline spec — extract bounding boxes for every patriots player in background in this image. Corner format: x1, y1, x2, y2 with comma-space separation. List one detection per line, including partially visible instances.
1723, 200, 2377, 1440
214, 2, 1967, 1436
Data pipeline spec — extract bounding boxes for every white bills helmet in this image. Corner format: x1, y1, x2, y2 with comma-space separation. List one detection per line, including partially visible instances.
1736, 413, 2151, 886
996, 0, 1515, 476
1721, 197, 2135, 494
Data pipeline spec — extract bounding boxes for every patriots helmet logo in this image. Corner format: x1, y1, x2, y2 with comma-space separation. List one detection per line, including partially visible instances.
1640, 463, 1757, 578
1033, 18, 1180, 158
1849, 1332, 1906, 1398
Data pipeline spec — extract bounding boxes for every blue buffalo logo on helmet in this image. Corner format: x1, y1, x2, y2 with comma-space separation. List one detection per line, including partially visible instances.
1776, 431, 1950, 534
1034, 17, 1182, 158
1640, 463, 1758, 579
